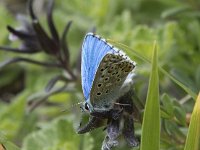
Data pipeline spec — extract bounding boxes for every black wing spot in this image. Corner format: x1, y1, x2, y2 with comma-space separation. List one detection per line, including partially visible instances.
98, 83, 102, 87
97, 92, 101, 96
104, 77, 109, 81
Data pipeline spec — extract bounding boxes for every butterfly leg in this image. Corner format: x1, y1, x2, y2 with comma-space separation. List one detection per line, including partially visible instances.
122, 115, 139, 147
119, 90, 139, 147
102, 118, 120, 150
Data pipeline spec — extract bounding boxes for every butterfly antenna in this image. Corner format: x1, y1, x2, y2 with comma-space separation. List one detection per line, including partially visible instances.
114, 102, 131, 107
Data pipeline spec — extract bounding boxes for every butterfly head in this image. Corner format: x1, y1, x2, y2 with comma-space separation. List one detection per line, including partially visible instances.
82, 98, 94, 113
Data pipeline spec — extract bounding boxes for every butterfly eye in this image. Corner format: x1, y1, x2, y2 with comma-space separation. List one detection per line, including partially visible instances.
84, 103, 89, 110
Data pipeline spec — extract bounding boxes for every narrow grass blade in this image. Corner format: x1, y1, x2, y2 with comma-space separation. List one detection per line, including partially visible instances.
140, 42, 160, 150
107, 39, 150, 63
184, 92, 200, 150
107, 39, 197, 100
0, 132, 20, 150
159, 68, 197, 100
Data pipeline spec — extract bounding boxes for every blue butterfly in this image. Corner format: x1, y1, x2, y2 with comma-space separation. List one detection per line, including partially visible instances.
81, 33, 136, 115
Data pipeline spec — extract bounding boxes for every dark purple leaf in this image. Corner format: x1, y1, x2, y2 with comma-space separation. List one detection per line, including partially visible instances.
28, 0, 37, 20
32, 20, 57, 54
7, 25, 35, 40
45, 75, 70, 92
61, 21, 72, 64
47, 0, 59, 43
0, 46, 37, 53
0, 57, 62, 69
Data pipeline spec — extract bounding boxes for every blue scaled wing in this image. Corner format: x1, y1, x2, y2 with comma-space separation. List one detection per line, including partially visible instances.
81, 33, 115, 100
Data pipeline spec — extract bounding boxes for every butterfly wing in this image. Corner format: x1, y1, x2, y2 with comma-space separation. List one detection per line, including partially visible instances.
81, 33, 115, 100
90, 52, 136, 110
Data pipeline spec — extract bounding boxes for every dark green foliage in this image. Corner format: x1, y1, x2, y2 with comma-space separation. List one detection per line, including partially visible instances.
0, 0, 199, 149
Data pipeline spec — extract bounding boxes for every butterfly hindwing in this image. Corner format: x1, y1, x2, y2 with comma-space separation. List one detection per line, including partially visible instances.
90, 53, 135, 110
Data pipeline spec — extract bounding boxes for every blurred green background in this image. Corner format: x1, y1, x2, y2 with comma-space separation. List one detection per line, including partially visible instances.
0, 0, 199, 150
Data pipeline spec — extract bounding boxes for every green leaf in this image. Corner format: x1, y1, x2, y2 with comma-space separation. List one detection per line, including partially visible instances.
2, 141, 21, 150
0, 92, 27, 139
140, 42, 160, 150
161, 5, 192, 19
195, 65, 200, 90
161, 94, 174, 119
173, 106, 186, 125
0, 5, 15, 45
22, 118, 94, 150
184, 92, 200, 150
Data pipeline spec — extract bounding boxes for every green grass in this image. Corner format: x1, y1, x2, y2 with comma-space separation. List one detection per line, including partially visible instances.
0, 0, 200, 149
140, 42, 160, 150
184, 92, 200, 150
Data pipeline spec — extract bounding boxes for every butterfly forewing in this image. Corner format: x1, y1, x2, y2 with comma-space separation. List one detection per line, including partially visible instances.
81, 33, 115, 100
